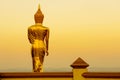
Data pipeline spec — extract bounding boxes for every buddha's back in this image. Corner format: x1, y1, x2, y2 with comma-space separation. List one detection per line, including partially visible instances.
28, 24, 48, 44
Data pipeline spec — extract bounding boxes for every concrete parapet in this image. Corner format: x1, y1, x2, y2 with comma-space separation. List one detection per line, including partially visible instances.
0, 57, 120, 80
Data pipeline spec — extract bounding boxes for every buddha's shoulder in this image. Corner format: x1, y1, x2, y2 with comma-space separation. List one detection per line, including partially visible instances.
28, 25, 34, 28
28, 25, 49, 30
28, 25, 36, 28
42, 26, 49, 30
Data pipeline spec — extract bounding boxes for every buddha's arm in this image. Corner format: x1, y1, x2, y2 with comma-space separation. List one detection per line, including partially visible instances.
28, 29, 34, 44
45, 29, 49, 51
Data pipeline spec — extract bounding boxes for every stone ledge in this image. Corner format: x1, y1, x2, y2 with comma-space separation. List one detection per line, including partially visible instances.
0, 72, 73, 78
82, 72, 120, 78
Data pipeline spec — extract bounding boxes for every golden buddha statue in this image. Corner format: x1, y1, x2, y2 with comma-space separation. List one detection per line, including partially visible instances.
28, 4, 49, 72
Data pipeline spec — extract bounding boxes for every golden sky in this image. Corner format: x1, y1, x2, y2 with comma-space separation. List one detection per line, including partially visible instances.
0, 0, 120, 72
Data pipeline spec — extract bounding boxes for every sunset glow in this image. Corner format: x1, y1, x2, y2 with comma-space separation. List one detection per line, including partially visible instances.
0, 0, 120, 72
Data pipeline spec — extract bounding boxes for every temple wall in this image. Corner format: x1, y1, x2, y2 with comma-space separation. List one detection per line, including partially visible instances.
1, 78, 72, 80
1, 77, 120, 80
85, 77, 120, 80
0, 57, 120, 80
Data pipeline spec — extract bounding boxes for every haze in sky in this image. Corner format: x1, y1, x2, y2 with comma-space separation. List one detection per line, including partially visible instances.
0, 0, 120, 72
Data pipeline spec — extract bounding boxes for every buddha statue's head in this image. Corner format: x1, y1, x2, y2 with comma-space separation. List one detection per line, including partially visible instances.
34, 4, 44, 24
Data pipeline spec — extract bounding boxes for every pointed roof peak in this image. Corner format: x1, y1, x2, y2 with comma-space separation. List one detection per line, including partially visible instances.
71, 57, 89, 68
